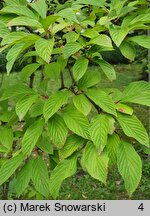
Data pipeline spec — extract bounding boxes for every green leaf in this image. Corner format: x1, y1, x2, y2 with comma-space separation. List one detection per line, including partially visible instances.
119, 41, 136, 61
14, 160, 32, 196
0, 44, 9, 53
22, 119, 44, 156
1, 5, 37, 19
0, 127, 13, 150
107, 116, 116, 135
130, 23, 148, 31
57, 8, 79, 23
129, 13, 150, 25
0, 146, 8, 153
44, 62, 61, 80
0, 14, 17, 25
105, 134, 121, 165
0, 84, 34, 101
0, 154, 24, 186
57, 56, 68, 72
127, 1, 140, 7
36, 132, 53, 154
0, 21, 10, 38
89, 34, 113, 48
48, 114, 68, 148
1, 31, 30, 46
63, 105, 90, 139
86, 89, 117, 116
99, 16, 109, 26
74, 0, 105, 6
38, 78, 49, 95
59, 135, 85, 160
117, 113, 149, 147
7, 16, 43, 29
51, 21, 68, 35
0, 110, 15, 124
32, 157, 49, 198
82, 142, 109, 184
78, 69, 101, 90
116, 103, 133, 115
110, 0, 127, 13
142, 146, 150, 155
63, 42, 82, 59
0, 158, 7, 168
4, 0, 27, 6
117, 141, 142, 196
94, 58, 116, 81
89, 115, 109, 153
6, 42, 26, 74
73, 57, 89, 81
43, 90, 70, 121
49, 154, 77, 199
109, 25, 128, 47
64, 32, 79, 43
29, 0, 47, 19
17, 34, 40, 44
19, 63, 41, 81
16, 94, 38, 121
120, 81, 150, 106
40, 15, 58, 32
82, 29, 99, 39
129, 35, 150, 49
29, 98, 45, 118
22, 51, 37, 60
73, 94, 92, 115
35, 38, 54, 63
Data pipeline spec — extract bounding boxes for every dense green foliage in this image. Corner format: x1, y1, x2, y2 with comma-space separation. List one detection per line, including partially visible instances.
0, 0, 150, 199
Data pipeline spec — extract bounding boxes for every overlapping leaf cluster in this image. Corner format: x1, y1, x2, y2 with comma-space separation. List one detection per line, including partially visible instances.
0, 0, 150, 199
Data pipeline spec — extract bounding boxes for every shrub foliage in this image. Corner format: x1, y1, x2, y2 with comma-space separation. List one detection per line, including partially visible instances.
0, 0, 150, 199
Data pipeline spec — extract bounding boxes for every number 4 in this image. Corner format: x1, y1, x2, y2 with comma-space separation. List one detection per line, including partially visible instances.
138, 203, 144, 211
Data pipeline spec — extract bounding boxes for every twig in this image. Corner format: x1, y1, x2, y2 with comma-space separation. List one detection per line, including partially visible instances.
0, 71, 4, 88
29, 49, 36, 88
29, 73, 35, 88
2, 182, 9, 200
67, 64, 76, 86
59, 72, 65, 90
41, 65, 44, 81
85, 94, 102, 114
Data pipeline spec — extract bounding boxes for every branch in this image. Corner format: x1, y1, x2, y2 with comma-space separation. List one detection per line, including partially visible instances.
41, 65, 44, 81
85, 94, 102, 114
67, 64, 76, 86
29, 48, 36, 88
29, 73, 35, 88
59, 72, 65, 90
2, 182, 9, 200
0, 71, 4, 88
